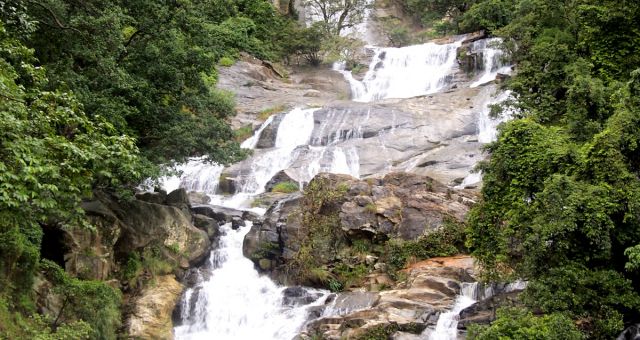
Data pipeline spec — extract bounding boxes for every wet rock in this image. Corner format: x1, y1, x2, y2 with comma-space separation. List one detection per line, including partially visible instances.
166, 188, 191, 213
618, 324, 640, 340
256, 113, 285, 149
192, 214, 219, 240
114, 199, 210, 266
188, 191, 211, 205
191, 205, 259, 224
282, 286, 324, 306
265, 170, 298, 192
458, 291, 521, 329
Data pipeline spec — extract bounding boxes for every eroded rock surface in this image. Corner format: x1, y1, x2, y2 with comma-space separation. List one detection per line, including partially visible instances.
127, 275, 183, 339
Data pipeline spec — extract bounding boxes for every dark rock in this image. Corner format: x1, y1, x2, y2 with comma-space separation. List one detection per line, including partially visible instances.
458, 291, 521, 329
192, 214, 219, 240
166, 188, 191, 215
495, 73, 511, 83
618, 324, 640, 340
265, 170, 297, 192
256, 113, 285, 149
135, 191, 166, 205
191, 205, 259, 224
113, 199, 210, 265
282, 286, 324, 306
216, 174, 237, 195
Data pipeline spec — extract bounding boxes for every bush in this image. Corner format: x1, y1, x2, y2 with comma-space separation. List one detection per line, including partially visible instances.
468, 307, 583, 340
385, 218, 467, 273
40, 260, 122, 340
219, 56, 235, 67
271, 181, 300, 193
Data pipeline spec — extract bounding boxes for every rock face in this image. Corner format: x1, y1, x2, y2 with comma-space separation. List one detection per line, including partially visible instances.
244, 173, 474, 280
34, 189, 256, 339
303, 256, 477, 339
127, 275, 183, 339
217, 53, 350, 130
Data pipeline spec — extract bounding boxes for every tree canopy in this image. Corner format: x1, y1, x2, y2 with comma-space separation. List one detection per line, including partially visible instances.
462, 0, 640, 338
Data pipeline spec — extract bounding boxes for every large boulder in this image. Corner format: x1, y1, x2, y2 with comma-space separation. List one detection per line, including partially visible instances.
126, 275, 183, 339
303, 256, 477, 339
256, 113, 285, 149
245, 172, 474, 287
114, 200, 210, 266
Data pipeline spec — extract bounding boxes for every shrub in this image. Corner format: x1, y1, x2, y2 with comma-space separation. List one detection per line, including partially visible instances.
468, 307, 583, 340
271, 181, 299, 193
219, 56, 235, 67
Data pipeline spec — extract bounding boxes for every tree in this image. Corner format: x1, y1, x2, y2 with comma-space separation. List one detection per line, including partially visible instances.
303, 0, 370, 35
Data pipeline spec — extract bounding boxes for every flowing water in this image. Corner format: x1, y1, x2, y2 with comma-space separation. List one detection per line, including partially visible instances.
169, 21, 513, 340
174, 222, 330, 340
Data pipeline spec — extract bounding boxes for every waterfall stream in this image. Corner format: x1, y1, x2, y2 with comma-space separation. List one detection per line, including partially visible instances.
174, 222, 330, 340
168, 21, 513, 339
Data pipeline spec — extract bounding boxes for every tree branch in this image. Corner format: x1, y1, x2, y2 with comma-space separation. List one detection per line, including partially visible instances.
28, 1, 82, 34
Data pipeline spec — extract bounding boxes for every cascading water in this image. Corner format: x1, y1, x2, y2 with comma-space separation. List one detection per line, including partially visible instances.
339, 40, 463, 102
424, 283, 479, 340
174, 222, 329, 340
456, 90, 513, 189
168, 17, 515, 339
470, 38, 512, 88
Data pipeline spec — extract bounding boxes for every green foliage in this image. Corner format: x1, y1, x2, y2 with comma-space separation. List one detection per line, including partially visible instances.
272, 181, 300, 193
218, 57, 235, 67
468, 307, 583, 340
287, 177, 349, 287
258, 104, 287, 120
0, 296, 92, 340
302, 0, 371, 36
0, 22, 142, 302
466, 1, 640, 337
234, 125, 254, 143
40, 260, 121, 339
385, 218, 467, 273
355, 322, 423, 340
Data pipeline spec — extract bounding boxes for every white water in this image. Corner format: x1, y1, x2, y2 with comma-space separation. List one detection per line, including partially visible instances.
175, 222, 330, 340
470, 38, 511, 88
456, 90, 513, 189
342, 40, 463, 102
425, 283, 479, 340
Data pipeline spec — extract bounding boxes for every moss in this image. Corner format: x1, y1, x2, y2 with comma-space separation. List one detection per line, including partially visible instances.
234, 125, 254, 143
271, 181, 299, 193
258, 104, 286, 121
364, 203, 377, 214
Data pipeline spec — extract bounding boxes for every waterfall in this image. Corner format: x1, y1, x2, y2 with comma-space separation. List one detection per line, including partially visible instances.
174, 222, 329, 340
424, 282, 479, 340
469, 38, 512, 88
344, 40, 463, 102
456, 90, 513, 189
166, 23, 517, 340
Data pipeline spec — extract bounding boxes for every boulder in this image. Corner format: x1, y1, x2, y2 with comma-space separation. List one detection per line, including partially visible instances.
265, 170, 298, 192
188, 191, 211, 205
135, 191, 166, 205
256, 113, 285, 149
191, 205, 259, 224
304, 256, 477, 339
114, 199, 210, 265
192, 214, 220, 241
127, 275, 183, 339
458, 291, 521, 328
165, 188, 191, 213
